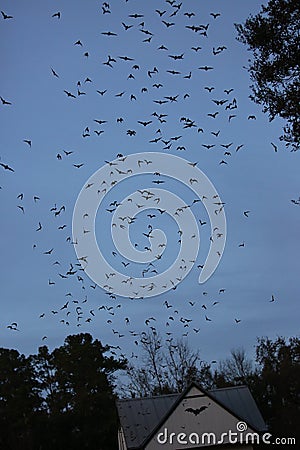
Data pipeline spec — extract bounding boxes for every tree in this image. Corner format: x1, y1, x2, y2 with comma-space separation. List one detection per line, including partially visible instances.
213, 347, 255, 388
124, 331, 213, 397
0, 335, 126, 449
30, 333, 126, 450
252, 336, 300, 443
125, 331, 168, 397
235, 0, 300, 149
165, 337, 213, 392
0, 348, 41, 450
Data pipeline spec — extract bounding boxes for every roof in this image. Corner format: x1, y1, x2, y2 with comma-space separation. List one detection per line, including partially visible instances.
116, 383, 267, 449
209, 385, 266, 432
117, 393, 179, 449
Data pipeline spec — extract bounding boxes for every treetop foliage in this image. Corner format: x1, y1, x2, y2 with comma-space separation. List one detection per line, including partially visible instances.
0, 333, 126, 450
235, 0, 300, 149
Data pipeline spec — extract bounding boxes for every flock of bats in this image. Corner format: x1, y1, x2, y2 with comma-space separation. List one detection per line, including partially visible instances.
1, 1, 287, 365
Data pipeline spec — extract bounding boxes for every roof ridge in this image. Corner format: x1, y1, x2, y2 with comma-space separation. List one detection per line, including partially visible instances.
117, 384, 249, 403
210, 384, 248, 392
117, 392, 179, 403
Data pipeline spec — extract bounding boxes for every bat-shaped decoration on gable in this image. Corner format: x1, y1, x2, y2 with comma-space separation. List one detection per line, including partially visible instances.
185, 404, 211, 416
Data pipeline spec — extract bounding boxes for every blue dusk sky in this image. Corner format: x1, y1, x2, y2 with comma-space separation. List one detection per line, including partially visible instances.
0, 0, 299, 366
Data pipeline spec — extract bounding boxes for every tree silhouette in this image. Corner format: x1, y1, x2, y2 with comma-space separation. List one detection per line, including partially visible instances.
235, 0, 300, 150
32, 333, 126, 449
0, 348, 41, 450
252, 336, 300, 443
213, 348, 255, 387
124, 331, 213, 397
0, 334, 126, 450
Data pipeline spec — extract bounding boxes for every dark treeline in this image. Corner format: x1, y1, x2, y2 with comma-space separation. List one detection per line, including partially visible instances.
0, 334, 125, 450
0, 333, 299, 449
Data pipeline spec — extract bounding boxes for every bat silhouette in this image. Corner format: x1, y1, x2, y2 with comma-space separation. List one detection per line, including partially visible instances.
1, 11, 13, 19
0, 162, 14, 171
185, 404, 210, 415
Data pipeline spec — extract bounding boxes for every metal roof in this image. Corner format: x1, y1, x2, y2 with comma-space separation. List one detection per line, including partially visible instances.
116, 393, 178, 449
210, 385, 267, 433
116, 383, 266, 449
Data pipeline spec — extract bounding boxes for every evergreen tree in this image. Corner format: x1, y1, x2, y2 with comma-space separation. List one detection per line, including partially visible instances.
235, 0, 300, 149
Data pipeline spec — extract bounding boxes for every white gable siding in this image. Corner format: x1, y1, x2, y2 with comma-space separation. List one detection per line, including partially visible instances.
146, 386, 257, 449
